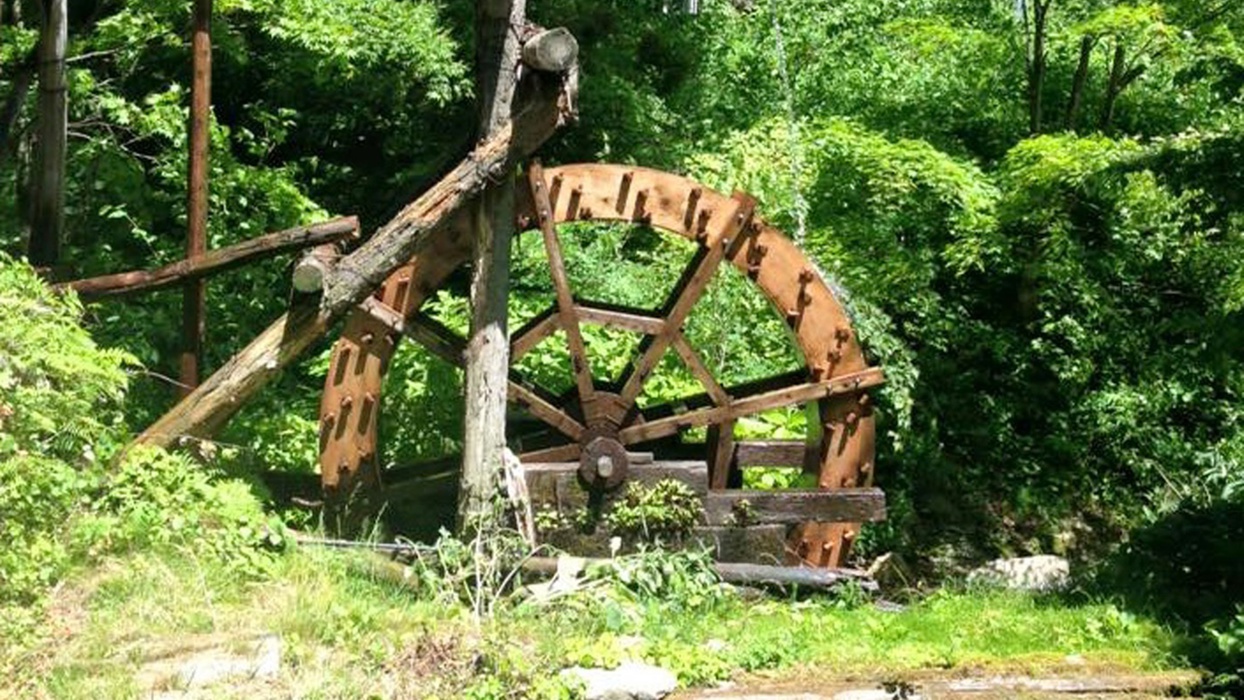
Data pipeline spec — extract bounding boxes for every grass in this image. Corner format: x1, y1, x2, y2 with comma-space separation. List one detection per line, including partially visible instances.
2, 542, 1188, 699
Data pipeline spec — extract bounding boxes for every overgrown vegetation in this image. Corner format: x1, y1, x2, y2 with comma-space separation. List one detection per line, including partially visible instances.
2, 0, 1243, 695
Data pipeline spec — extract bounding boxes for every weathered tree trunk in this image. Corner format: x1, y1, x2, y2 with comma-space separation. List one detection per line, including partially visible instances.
1025, 0, 1050, 135
27, 0, 67, 267
59, 217, 358, 300
459, 0, 526, 531
0, 48, 35, 167
181, 0, 212, 397
131, 70, 570, 450
1065, 35, 1094, 132
1098, 42, 1127, 133
1099, 42, 1146, 133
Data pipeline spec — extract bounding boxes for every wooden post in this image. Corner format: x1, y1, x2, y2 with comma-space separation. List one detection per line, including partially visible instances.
27, 0, 67, 267
459, 0, 527, 531
181, 0, 211, 396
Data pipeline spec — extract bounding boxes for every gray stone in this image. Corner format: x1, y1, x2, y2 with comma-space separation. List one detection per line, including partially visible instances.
561, 662, 678, 700
174, 634, 281, 688
966, 555, 1070, 592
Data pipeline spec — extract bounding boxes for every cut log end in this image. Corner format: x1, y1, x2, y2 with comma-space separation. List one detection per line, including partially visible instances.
292, 243, 341, 294
522, 28, 579, 73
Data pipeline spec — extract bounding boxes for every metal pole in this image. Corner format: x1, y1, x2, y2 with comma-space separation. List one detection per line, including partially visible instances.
181, 0, 211, 396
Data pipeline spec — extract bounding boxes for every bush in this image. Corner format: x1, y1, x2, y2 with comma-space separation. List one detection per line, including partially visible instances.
0, 256, 284, 610
0, 253, 133, 463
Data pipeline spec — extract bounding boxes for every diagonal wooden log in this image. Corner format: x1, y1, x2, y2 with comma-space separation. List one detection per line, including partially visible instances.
131, 70, 571, 450
58, 217, 359, 301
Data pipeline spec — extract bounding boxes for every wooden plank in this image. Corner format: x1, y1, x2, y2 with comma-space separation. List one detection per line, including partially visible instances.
736, 440, 805, 467
577, 302, 665, 335
703, 488, 886, 526
60, 217, 360, 301
523, 461, 708, 511
619, 368, 884, 445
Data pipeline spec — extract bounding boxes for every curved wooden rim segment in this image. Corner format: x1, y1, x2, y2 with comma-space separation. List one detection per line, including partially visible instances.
319, 163, 882, 567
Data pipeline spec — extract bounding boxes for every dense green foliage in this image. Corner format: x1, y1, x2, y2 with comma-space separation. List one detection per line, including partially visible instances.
0, 258, 281, 667
2, 0, 1243, 688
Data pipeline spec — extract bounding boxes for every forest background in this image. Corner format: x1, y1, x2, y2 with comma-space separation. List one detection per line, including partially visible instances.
1, 0, 1243, 690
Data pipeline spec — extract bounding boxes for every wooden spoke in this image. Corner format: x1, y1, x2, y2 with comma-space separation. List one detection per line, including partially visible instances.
618, 367, 884, 445
362, 297, 586, 441
576, 301, 666, 335
511, 304, 558, 361
616, 194, 756, 410
528, 162, 597, 418
360, 297, 463, 366
670, 332, 729, 406
509, 380, 586, 441
518, 443, 583, 463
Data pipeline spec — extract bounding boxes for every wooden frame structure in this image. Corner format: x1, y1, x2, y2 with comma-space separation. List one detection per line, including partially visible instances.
319, 163, 884, 567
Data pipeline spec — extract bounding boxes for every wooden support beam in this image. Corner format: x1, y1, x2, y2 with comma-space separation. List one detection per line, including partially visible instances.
130, 68, 571, 451
618, 367, 884, 445
182, 0, 213, 396
60, 218, 359, 301
577, 302, 665, 334
703, 488, 886, 526
707, 419, 736, 490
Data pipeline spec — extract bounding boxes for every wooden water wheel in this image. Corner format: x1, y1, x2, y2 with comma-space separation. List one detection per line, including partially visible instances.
317, 163, 884, 568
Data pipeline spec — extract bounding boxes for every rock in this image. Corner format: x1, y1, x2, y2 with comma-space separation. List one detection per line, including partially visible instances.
865, 552, 912, 591
561, 662, 678, 700
175, 634, 281, 688
967, 555, 1070, 592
